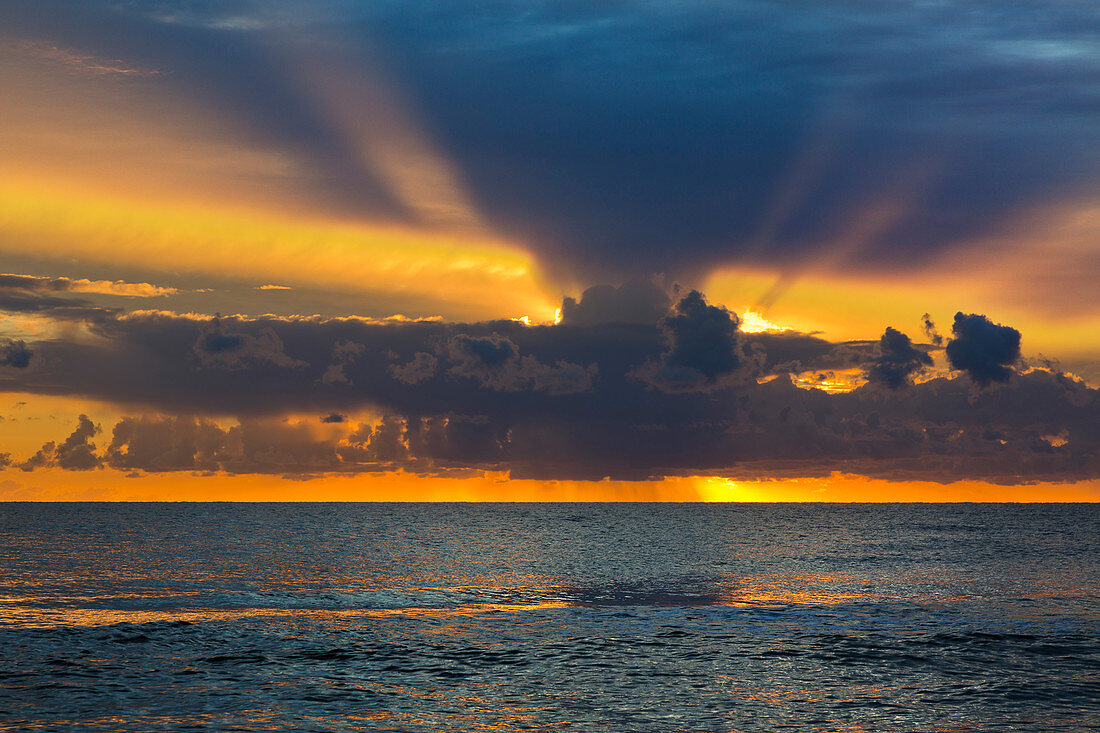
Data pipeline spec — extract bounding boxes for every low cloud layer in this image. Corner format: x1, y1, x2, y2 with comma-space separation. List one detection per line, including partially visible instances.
2, 282, 1096, 484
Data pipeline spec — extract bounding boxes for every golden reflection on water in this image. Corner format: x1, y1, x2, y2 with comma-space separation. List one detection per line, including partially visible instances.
0, 601, 573, 629
0, 567, 1031, 629
4, 564, 1086, 630
0, 576, 907, 629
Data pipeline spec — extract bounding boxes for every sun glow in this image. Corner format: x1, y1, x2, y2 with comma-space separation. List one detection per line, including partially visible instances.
2, 465, 1096, 502
0, 179, 559, 322
739, 309, 789, 334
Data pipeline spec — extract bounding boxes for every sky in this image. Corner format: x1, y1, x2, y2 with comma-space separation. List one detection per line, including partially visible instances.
1, 0, 1098, 500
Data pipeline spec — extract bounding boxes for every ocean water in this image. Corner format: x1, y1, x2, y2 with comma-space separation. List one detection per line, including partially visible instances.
0, 503, 1097, 732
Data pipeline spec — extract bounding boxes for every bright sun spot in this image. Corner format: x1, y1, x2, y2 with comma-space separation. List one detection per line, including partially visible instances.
739, 309, 788, 333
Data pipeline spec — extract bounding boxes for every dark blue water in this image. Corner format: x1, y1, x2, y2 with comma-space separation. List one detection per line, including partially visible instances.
0, 503, 1097, 731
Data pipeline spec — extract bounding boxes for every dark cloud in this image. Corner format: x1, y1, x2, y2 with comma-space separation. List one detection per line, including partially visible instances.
635, 291, 754, 392
193, 317, 308, 370
946, 313, 1022, 386
320, 413, 346, 423
321, 340, 366, 385
439, 333, 597, 395
107, 415, 229, 472
0, 339, 32, 369
4, 1, 1098, 281
866, 327, 933, 390
21, 414, 100, 471
390, 351, 438, 385
560, 281, 671, 326
921, 313, 943, 347
0, 281, 113, 322
21, 367, 1100, 484
2, 292, 1096, 484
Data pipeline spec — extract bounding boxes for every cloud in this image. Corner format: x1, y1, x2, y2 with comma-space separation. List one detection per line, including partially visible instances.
0, 274, 176, 297
107, 415, 229, 472
0, 339, 31, 369
1, 287, 1096, 484
946, 313, 1022, 386
193, 317, 308, 370
921, 313, 943, 347
560, 280, 671, 326
5, 1, 1098, 285
440, 333, 597, 395
17, 366, 1099, 483
320, 340, 366, 385
866, 327, 933, 390
636, 291, 754, 392
21, 414, 101, 471
390, 351, 438, 385
12, 39, 160, 76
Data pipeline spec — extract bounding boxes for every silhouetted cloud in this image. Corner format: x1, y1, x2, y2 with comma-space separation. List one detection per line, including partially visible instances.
946, 313, 1022, 386
636, 291, 754, 392
21, 365, 1098, 483
193, 317, 308, 371
867, 327, 933, 390
390, 352, 438, 385
560, 281, 671, 326
21, 414, 100, 471
440, 333, 597, 394
1, 287, 1095, 484
921, 313, 943, 347
106, 415, 228, 472
0, 339, 31, 369
320, 340, 366, 385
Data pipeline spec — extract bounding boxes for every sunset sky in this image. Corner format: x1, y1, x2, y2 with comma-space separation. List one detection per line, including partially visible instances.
1, 0, 1098, 500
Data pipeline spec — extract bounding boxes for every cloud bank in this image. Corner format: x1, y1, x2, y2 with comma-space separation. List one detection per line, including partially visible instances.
3, 282, 1096, 484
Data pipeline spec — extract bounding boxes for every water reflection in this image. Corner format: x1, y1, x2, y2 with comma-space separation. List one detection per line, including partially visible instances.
0, 504, 1096, 731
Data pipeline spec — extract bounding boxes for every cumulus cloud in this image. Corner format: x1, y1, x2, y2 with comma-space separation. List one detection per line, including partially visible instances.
1, 285, 1096, 484
321, 340, 366, 385
866, 327, 933, 390
15, 366, 1098, 483
21, 415, 101, 471
193, 317, 308, 370
107, 415, 230, 472
0, 339, 31, 369
440, 334, 597, 395
946, 313, 1022, 386
390, 351, 439, 385
636, 291, 755, 392
560, 280, 671, 326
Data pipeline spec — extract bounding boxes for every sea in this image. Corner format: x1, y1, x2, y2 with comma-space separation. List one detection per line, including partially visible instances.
0, 503, 1097, 732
